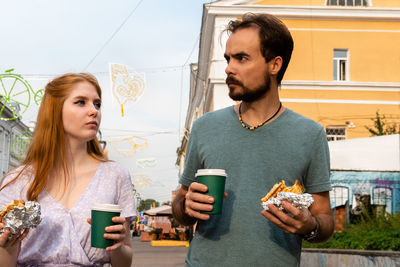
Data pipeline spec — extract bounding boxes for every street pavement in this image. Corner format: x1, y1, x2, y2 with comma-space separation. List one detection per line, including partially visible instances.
131, 237, 188, 267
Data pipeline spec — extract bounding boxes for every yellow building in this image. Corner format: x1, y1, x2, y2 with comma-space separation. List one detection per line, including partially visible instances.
177, 0, 400, 170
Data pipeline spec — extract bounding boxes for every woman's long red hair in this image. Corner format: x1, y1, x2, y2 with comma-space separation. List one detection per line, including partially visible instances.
1, 73, 108, 201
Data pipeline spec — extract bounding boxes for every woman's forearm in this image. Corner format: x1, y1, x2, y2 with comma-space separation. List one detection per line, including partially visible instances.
110, 244, 133, 267
110, 221, 133, 267
0, 245, 19, 267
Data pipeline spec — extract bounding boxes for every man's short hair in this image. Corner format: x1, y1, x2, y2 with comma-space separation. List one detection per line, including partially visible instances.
226, 13, 294, 85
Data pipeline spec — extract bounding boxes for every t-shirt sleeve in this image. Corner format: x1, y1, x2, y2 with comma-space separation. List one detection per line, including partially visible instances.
179, 120, 202, 187
305, 127, 332, 193
116, 166, 137, 222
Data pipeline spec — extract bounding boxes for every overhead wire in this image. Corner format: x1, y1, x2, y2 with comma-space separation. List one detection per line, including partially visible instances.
101, 128, 178, 134
14, 63, 192, 81
82, 0, 145, 71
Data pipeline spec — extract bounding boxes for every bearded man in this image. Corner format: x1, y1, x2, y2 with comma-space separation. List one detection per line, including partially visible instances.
172, 13, 334, 267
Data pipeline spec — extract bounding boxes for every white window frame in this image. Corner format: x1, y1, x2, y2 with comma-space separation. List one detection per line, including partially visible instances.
326, 0, 370, 6
373, 187, 392, 214
326, 126, 347, 141
331, 186, 350, 208
333, 49, 349, 81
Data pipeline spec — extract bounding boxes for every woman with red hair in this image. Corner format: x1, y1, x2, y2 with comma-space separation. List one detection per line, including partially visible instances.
0, 73, 135, 266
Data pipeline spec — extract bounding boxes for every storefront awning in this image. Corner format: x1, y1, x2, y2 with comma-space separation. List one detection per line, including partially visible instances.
144, 205, 172, 216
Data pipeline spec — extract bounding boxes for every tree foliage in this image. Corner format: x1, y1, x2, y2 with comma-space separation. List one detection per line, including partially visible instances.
365, 111, 398, 136
138, 199, 160, 212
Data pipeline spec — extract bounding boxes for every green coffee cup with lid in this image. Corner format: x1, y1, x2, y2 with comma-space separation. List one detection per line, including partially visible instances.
195, 169, 227, 214
91, 203, 122, 249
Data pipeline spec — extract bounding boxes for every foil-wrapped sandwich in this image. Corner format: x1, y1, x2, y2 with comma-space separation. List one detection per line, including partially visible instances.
0, 200, 41, 238
261, 180, 314, 211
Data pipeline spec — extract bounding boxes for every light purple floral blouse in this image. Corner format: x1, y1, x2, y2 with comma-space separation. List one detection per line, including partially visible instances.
0, 161, 136, 266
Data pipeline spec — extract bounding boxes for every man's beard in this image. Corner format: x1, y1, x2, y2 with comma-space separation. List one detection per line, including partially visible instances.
226, 74, 270, 102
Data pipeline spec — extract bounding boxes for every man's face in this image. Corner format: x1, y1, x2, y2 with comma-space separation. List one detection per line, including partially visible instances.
224, 27, 271, 102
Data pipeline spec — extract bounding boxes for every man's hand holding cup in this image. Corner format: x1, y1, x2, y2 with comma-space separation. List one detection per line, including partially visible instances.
185, 169, 227, 221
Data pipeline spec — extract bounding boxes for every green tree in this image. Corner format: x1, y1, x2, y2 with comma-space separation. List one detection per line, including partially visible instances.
365, 111, 398, 136
138, 199, 159, 212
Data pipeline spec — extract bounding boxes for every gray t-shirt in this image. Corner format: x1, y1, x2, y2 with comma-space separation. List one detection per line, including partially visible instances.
180, 106, 331, 267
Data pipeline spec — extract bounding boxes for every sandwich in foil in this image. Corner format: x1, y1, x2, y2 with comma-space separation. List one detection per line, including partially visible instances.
0, 200, 41, 238
261, 180, 314, 211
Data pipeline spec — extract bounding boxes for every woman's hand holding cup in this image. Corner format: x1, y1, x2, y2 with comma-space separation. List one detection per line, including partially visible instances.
90, 204, 123, 250
103, 216, 128, 251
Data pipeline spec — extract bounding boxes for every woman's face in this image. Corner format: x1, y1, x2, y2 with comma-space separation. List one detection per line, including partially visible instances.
62, 81, 101, 145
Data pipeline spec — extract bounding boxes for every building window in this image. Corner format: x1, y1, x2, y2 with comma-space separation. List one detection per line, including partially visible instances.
11, 132, 31, 161
0, 128, 3, 154
373, 187, 392, 213
331, 186, 349, 208
333, 49, 348, 81
326, 126, 346, 141
326, 0, 368, 6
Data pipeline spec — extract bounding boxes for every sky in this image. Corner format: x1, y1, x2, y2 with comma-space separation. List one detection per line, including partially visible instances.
0, 0, 213, 203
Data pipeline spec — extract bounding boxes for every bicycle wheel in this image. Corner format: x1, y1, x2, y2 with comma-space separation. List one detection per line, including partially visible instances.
34, 89, 44, 105
0, 70, 32, 120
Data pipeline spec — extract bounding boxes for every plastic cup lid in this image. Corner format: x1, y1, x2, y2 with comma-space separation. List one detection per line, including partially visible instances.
195, 169, 227, 177
92, 203, 122, 212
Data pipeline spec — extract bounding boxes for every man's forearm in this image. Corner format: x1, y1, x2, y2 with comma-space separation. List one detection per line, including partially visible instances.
307, 192, 335, 243
308, 213, 334, 243
172, 190, 197, 226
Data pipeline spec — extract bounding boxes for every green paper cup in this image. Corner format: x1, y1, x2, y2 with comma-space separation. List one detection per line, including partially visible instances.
91, 204, 122, 249
195, 169, 227, 214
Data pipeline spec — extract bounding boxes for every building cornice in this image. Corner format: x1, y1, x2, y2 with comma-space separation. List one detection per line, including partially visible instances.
282, 80, 400, 91
209, 78, 400, 92
205, 4, 400, 21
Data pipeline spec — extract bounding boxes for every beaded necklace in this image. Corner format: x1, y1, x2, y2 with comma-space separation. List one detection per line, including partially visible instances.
238, 102, 282, 131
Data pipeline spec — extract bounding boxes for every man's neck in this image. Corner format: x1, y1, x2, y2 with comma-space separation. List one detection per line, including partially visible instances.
236, 89, 284, 127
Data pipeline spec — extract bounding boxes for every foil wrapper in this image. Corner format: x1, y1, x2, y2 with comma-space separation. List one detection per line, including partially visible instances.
262, 192, 314, 211
0, 201, 41, 238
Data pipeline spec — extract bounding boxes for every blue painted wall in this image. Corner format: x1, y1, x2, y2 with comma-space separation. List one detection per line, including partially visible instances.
330, 171, 400, 214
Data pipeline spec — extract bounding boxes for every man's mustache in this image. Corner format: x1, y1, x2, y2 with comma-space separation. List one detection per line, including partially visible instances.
226, 76, 243, 87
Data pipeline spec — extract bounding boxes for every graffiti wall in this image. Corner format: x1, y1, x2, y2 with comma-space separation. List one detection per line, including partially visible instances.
330, 171, 400, 213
